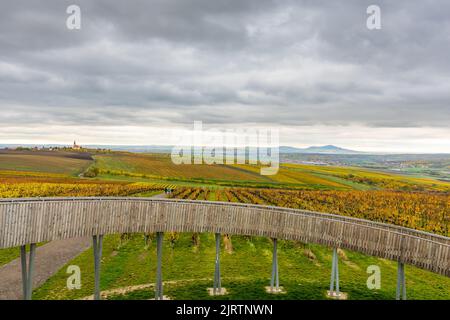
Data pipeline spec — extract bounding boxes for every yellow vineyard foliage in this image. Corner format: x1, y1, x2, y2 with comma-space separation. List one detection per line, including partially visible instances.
171, 187, 449, 236
0, 181, 172, 198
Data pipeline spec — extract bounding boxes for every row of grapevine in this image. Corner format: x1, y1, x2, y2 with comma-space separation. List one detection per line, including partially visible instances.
169, 186, 449, 236
170, 187, 194, 199
0, 181, 171, 198
247, 188, 449, 236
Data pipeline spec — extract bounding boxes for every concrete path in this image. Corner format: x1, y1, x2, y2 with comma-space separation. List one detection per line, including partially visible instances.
0, 237, 91, 300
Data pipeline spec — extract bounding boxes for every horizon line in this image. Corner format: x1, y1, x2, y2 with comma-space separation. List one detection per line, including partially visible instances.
1, 143, 450, 155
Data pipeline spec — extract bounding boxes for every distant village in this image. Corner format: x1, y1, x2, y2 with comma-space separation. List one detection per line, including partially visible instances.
2, 141, 111, 153
4, 141, 82, 151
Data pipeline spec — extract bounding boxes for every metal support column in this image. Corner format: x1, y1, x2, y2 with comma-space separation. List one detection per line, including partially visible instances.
20, 246, 27, 299
330, 247, 340, 297
155, 232, 164, 300
93, 235, 103, 300
270, 238, 279, 292
213, 233, 221, 295
396, 262, 406, 300
20, 243, 36, 300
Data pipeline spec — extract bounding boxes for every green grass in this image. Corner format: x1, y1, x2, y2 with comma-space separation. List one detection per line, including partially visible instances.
32, 234, 450, 300
0, 243, 46, 267
0, 247, 24, 267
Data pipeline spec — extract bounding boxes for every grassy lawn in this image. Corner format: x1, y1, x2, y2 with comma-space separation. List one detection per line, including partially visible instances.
0, 247, 24, 267
33, 233, 450, 300
0, 243, 46, 267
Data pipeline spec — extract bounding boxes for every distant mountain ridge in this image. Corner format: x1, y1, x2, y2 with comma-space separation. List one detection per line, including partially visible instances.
279, 145, 364, 154
0, 143, 363, 154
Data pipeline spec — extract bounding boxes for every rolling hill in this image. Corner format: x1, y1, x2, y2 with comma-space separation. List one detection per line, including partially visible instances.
280, 145, 364, 154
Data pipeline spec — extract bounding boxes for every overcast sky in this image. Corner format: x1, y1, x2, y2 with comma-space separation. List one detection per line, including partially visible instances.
0, 0, 449, 152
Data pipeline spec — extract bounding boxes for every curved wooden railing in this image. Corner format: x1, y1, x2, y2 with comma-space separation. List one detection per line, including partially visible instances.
0, 197, 449, 277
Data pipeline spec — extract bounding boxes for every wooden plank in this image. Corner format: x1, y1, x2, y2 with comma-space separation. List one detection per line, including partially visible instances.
0, 198, 448, 276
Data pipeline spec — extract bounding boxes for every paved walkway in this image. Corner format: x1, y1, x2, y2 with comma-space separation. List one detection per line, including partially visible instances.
0, 237, 91, 300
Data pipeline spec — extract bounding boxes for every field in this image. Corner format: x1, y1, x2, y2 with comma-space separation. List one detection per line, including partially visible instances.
93, 153, 271, 183
0, 171, 176, 198
0, 150, 92, 176
2, 150, 449, 192
282, 163, 450, 192
0, 151, 178, 198
0, 180, 172, 198
92, 152, 450, 191
0, 149, 449, 300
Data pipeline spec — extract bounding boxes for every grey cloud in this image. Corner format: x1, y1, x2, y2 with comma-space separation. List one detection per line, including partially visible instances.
0, 0, 449, 131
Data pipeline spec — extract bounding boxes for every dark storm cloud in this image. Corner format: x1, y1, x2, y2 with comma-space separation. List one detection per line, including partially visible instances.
0, 0, 449, 128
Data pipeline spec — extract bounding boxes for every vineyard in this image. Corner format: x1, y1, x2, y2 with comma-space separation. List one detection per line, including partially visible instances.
0, 177, 176, 198
2, 150, 450, 192
1, 151, 449, 301
279, 164, 450, 192
0, 150, 92, 175
169, 187, 449, 236
93, 153, 450, 192
94, 153, 270, 182
1, 150, 448, 234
